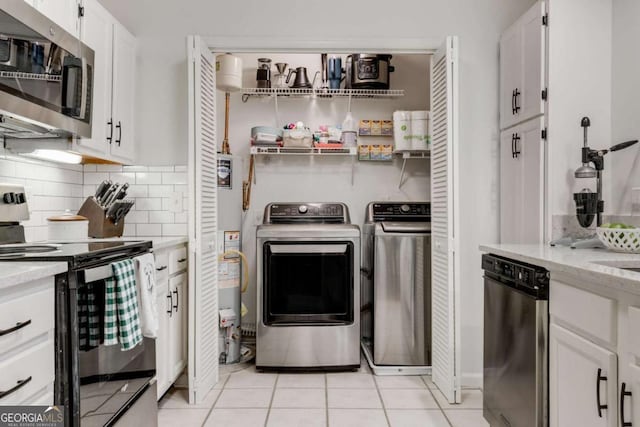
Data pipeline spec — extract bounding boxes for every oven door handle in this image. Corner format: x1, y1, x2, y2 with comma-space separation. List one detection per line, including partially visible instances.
268, 244, 348, 254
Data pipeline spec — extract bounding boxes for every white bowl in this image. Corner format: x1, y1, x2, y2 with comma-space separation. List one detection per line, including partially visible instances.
596, 227, 640, 253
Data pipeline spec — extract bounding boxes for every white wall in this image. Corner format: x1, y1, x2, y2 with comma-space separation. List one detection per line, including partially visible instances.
99, 0, 537, 386
548, 0, 612, 217
611, 0, 640, 215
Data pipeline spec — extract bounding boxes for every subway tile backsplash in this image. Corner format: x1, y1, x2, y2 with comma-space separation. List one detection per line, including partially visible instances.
0, 157, 84, 242
83, 165, 188, 237
0, 157, 188, 241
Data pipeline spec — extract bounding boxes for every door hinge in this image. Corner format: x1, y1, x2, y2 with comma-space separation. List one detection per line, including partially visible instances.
78, 5, 84, 17
542, 14, 548, 26
541, 88, 548, 101
541, 128, 547, 140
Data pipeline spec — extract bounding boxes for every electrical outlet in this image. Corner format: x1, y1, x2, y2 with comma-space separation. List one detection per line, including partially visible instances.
169, 192, 182, 213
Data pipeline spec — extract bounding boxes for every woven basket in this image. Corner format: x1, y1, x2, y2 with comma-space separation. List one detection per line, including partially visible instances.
596, 227, 640, 253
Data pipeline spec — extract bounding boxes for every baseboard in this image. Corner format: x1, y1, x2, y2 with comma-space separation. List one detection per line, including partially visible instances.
461, 372, 483, 390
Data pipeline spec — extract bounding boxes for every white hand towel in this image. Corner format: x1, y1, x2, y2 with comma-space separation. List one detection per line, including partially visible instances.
134, 253, 159, 338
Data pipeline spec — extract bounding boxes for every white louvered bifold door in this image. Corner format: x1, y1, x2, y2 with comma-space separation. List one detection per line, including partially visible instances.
187, 35, 218, 405
430, 36, 461, 404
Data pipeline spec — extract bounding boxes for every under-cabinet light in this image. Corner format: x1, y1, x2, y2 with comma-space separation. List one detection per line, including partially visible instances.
25, 149, 82, 164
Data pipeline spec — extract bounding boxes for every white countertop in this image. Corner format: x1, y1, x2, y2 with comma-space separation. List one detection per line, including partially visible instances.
480, 243, 640, 294
0, 262, 68, 289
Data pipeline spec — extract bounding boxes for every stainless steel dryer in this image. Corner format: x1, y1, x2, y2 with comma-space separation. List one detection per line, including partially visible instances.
256, 202, 361, 370
361, 201, 431, 375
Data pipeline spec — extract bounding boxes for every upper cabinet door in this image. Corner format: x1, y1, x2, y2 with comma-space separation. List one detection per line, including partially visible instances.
500, 21, 522, 130
27, 0, 80, 38
110, 23, 136, 164
76, 0, 113, 155
500, 1, 546, 130
500, 117, 545, 243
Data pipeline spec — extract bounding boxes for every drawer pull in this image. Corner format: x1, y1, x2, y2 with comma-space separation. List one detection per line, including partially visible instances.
596, 368, 607, 417
0, 319, 31, 337
0, 376, 32, 399
177, 258, 187, 263
156, 266, 168, 271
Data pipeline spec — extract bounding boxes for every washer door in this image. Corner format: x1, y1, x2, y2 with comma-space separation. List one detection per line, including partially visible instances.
263, 241, 354, 325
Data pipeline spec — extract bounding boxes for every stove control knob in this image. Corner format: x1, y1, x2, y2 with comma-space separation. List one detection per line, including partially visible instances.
298, 205, 308, 214
3, 192, 16, 204
400, 204, 411, 213
15, 193, 26, 204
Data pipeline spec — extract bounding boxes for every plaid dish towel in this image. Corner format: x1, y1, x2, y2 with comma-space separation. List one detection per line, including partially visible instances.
104, 259, 143, 350
78, 282, 101, 351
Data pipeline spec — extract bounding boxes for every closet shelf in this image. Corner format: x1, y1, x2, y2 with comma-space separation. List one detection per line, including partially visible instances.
250, 146, 357, 156
0, 71, 62, 82
241, 88, 405, 103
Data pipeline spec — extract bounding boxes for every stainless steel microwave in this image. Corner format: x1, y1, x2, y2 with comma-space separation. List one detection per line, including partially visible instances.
0, 0, 94, 138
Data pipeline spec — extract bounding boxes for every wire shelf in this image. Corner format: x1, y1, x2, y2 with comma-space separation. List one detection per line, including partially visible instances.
394, 150, 430, 159
241, 88, 405, 102
0, 71, 62, 82
251, 146, 357, 156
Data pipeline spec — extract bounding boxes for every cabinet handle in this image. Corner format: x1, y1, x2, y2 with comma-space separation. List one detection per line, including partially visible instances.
0, 319, 31, 337
166, 294, 172, 317
177, 258, 187, 263
514, 88, 521, 114
621, 382, 632, 427
513, 133, 521, 159
156, 265, 168, 272
511, 89, 516, 115
596, 368, 608, 417
107, 119, 113, 144
173, 289, 179, 312
0, 376, 32, 399
115, 121, 122, 146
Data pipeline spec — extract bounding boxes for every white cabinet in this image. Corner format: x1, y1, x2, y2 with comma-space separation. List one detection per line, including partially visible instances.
74, 0, 136, 164
25, 0, 80, 38
499, 116, 544, 243
500, 1, 546, 130
549, 323, 617, 427
0, 277, 55, 406
549, 277, 640, 427
154, 244, 188, 400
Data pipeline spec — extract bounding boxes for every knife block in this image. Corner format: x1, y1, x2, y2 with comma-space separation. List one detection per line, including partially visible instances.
77, 197, 125, 238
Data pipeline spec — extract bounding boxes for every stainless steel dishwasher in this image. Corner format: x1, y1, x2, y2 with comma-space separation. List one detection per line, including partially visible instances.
361, 202, 431, 375
482, 253, 549, 427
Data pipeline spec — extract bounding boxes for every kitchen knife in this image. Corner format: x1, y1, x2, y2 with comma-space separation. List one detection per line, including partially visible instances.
94, 180, 110, 201
106, 203, 119, 221
112, 183, 129, 202
114, 200, 134, 224
101, 183, 119, 207
99, 183, 116, 206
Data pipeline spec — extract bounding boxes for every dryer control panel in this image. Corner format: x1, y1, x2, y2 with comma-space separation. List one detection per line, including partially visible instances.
265, 203, 350, 224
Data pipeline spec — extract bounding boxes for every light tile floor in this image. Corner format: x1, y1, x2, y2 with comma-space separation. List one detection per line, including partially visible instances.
158, 359, 488, 427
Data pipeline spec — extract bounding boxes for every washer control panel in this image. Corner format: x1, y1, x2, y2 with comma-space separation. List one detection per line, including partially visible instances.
265, 203, 348, 224
369, 202, 430, 222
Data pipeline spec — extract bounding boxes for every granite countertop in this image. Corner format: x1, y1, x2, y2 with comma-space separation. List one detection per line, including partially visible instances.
480, 243, 640, 294
0, 262, 68, 289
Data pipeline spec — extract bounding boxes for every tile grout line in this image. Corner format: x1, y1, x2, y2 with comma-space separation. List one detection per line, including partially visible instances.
263, 373, 279, 427
325, 374, 329, 427
421, 376, 453, 427
372, 373, 392, 426
200, 373, 231, 427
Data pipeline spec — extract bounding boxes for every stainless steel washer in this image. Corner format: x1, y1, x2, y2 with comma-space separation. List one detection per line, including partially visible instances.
256, 202, 360, 370
361, 202, 431, 375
